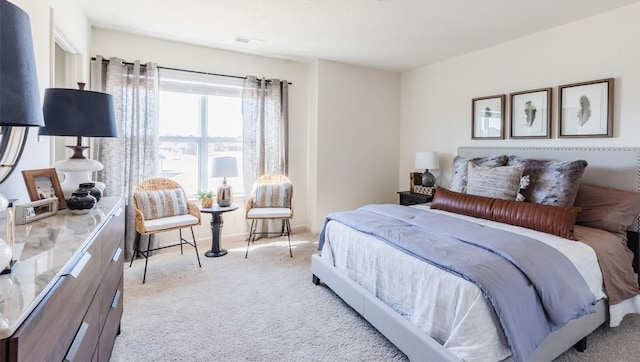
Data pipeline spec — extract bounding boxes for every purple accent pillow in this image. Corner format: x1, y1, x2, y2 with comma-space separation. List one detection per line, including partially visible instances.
507, 156, 587, 206
449, 155, 509, 193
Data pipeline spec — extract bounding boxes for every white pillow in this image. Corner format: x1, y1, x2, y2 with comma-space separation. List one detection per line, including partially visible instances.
466, 163, 524, 201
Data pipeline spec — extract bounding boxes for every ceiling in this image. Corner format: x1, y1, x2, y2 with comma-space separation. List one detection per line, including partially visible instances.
78, 0, 640, 72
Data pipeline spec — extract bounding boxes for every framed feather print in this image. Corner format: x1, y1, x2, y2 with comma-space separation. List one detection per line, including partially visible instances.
559, 78, 613, 138
510, 87, 552, 139
471, 94, 505, 140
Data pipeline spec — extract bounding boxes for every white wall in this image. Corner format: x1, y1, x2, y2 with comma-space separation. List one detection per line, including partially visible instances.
0, 0, 90, 203
1, 1, 402, 243
399, 2, 640, 190
90, 29, 310, 241
313, 60, 400, 230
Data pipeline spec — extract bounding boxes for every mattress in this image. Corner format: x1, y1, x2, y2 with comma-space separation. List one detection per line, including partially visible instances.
320, 205, 606, 362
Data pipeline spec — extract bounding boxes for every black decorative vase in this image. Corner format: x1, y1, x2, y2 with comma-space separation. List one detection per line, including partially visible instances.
67, 190, 96, 215
78, 182, 102, 202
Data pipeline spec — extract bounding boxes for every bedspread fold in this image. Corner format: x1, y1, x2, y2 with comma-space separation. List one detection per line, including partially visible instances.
318, 204, 596, 362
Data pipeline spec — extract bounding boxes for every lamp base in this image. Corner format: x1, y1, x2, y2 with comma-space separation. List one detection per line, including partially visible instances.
1, 260, 16, 275
53, 158, 105, 199
421, 169, 436, 187
217, 183, 233, 207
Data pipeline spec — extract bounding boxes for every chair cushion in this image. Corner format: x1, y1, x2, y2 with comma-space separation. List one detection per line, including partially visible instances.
247, 207, 292, 218
143, 214, 199, 232
253, 183, 292, 208
135, 188, 188, 220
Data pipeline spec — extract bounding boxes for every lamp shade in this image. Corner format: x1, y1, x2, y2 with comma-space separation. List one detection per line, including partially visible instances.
415, 152, 439, 170
211, 156, 238, 177
40, 88, 118, 137
0, 0, 44, 127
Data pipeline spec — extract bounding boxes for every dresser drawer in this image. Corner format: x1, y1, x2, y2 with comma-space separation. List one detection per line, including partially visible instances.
64, 290, 102, 362
92, 206, 125, 275
8, 246, 102, 361
98, 276, 123, 361
97, 239, 124, 327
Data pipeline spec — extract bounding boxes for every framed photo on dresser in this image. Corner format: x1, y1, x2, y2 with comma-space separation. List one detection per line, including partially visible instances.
471, 94, 505, 140
22, 168, 67, 209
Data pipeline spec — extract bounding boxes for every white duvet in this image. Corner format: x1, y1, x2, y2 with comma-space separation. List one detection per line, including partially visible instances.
320, 205, 606, 362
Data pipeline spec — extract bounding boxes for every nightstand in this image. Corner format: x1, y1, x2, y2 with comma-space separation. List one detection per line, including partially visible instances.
397, 191, 432, 206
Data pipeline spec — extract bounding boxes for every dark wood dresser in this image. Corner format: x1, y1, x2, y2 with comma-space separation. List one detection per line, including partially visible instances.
0, 197, 125, 361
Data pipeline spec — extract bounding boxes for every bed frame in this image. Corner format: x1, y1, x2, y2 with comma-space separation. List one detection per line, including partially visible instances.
311, 147, 640, 361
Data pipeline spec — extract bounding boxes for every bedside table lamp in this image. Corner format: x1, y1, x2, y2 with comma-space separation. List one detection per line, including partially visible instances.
211, 156, 238, 207
40, 84, 118, 198
415, 151, 439, 187
1, 0, 46, 274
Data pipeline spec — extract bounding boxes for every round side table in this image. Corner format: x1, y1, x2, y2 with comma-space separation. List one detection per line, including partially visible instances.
199, 204, 239, 257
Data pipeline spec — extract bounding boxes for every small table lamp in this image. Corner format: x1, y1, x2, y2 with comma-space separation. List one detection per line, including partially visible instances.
39, 83, 118, 198
211, 156, 238, 207
1, 0, 46, 274
415, 151, 440, 187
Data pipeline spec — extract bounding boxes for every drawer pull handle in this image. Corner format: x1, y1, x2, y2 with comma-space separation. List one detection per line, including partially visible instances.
111, 289, 122, 309
69, 253, 91, 279
64, 321, 89, 362
112, 247, 122, 262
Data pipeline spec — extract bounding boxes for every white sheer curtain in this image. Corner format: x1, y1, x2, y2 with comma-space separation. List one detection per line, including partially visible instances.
90, 55, 159, 261
242, 76, 289, 235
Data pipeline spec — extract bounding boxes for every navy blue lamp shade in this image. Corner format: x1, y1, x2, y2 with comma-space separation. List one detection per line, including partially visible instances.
0, 0, 44, 127
40, 88, 117, 158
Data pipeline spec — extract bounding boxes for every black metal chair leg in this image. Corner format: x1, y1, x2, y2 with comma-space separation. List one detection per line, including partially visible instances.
179, 229, 184, 255
245, 219, 256, 258
130, 232, 141, 268
142, 235, 150, 284
190, 227, 201, 267
286, 219, 292, 258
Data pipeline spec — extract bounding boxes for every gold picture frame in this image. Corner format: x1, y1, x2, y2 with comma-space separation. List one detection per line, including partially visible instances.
22, 168, 66, 209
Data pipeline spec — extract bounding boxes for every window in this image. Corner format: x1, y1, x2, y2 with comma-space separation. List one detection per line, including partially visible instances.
158, 69, 244, 197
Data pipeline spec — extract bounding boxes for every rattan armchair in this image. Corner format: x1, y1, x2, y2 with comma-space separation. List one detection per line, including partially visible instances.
131, 178, 201, 283
245, 174, 293, 258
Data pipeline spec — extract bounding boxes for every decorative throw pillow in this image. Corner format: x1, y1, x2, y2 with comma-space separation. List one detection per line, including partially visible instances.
466, 163, 524, 201
449, 155, 509, 193
431, 187, 581, 240
507, 156, 587, 206
135, 188, 189, 220
253, 182, 292, 208
573, 184, 640, 239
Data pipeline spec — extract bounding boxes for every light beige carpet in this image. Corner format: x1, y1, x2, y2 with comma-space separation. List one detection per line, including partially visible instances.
111, 232, 640, 361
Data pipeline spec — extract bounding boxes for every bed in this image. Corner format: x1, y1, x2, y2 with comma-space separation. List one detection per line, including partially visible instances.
311, 147, 640, 362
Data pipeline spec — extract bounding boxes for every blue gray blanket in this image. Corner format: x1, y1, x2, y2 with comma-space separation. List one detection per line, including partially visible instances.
318, 204, 596, 362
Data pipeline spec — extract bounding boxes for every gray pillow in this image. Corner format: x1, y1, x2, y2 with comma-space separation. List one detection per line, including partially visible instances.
466, 163, 524, 200
507, 156, 588, 206
449, 155, 509, 193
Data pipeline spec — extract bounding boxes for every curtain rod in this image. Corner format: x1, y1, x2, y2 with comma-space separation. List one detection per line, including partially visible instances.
91, 57, 292, 85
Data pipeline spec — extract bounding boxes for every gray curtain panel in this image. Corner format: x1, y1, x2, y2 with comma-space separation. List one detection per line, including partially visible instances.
90, 56, 160, 261
242, 76, 289, 236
